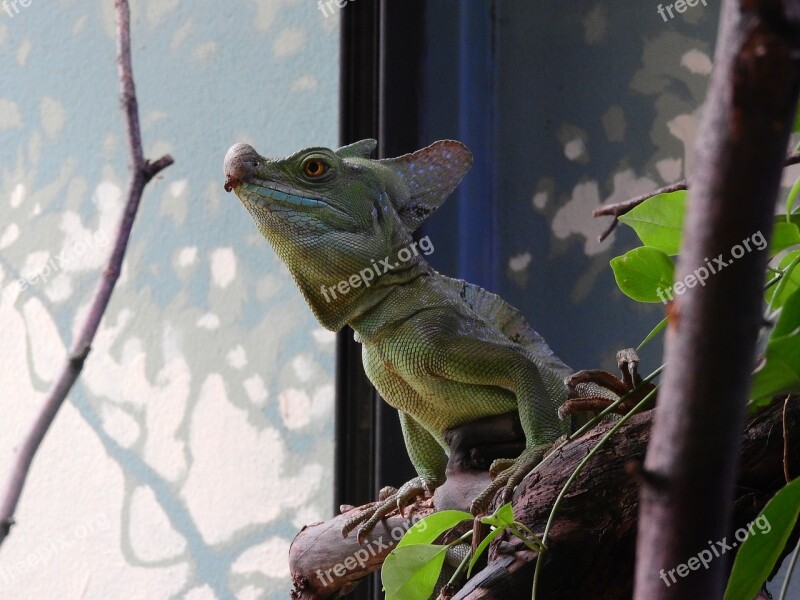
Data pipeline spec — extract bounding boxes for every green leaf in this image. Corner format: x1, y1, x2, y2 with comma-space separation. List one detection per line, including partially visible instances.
382, 544, 448, 600
480, 503, 515, 529
773, 288, 800, 339
610, 247, 676, 303
785, 176, 800, 215
751, 287, 800, 406
467, 504, 516, 577
750, 335, 800, 405
771, 221, 800, 256
637, 317, 668, 350
396, 510, 472, 549
767, 251, 800, 309
724, 478, 800, 600
618, 190, 687, 255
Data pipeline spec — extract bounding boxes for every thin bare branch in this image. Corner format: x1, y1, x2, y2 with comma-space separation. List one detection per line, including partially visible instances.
595, 181, 688, 243
594, 151, 800, 243
0, 0, 173, 547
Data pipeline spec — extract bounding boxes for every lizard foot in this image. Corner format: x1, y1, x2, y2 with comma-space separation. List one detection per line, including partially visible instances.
559, 348, 656, 419
488, 458, 515, 479
340, 476, 436, 542
470, 444, 548, 515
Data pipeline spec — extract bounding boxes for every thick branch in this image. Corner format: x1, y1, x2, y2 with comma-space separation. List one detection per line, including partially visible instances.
633, 2, 800, 599
289, 400, 799, 599
0, 0, 173, 547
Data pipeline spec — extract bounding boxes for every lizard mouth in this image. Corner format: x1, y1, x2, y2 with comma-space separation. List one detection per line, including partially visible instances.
223, 142, 350, 219
223, 143, 328, 209
237, 180, 333, 211
224, 175, 240, 193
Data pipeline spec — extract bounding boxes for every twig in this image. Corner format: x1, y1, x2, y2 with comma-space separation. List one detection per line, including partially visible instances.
594, 182, 688, 243
0, 0, 173, 548
594, 151, 800, 243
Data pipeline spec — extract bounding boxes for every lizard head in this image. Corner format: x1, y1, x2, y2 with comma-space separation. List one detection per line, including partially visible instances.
223, 139, 472, 330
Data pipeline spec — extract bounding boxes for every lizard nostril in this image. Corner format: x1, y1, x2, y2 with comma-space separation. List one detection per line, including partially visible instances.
224, 175, 241, 193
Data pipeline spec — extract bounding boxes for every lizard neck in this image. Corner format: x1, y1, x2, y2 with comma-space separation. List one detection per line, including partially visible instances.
349, 268, 445, 343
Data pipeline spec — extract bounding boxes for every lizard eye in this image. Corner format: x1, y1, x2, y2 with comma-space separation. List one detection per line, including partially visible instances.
302, 159, 328, 178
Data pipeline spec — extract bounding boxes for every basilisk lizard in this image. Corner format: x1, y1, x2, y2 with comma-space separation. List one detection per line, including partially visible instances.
223, 139, 614, 541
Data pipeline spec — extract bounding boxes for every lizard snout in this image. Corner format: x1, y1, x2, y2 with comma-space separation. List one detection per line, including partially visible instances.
223, 143, 263, 192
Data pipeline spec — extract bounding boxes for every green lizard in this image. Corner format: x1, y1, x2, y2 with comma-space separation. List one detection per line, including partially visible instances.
223, 139, 576, 541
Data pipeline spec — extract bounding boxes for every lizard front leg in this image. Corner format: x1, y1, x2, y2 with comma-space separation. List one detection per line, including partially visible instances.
341, 412, 447, 542
470, 365, 566, 514
430, 338, 569, 515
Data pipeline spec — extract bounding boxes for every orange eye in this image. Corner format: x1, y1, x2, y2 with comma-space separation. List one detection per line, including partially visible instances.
303, 159, 328, 178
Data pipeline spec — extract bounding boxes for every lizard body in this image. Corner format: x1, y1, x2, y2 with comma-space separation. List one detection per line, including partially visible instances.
223, 139, 572, 539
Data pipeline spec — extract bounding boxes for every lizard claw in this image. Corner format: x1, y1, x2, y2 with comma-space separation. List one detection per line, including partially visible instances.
471, 445, 548, 515
341, 477, 435, 541
560, 348, 656, 418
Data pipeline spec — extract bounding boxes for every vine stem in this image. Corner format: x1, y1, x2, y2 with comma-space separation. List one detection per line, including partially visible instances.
0, 0, 173, 547
778, 526, 800, 599
531, 386, 659, 599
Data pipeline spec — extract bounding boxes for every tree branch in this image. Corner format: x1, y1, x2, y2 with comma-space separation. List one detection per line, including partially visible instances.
0, 0, 173, 547
594, 151, 800, 243
288, 400, 799, 599
633, 2, 800, 598
594, 181, 688, 243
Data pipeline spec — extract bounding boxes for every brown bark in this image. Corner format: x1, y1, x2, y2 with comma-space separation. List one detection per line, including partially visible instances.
289, 398, 799, 599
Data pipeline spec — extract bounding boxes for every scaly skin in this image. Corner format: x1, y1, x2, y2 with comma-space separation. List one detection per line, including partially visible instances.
223, 139, 572, 541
